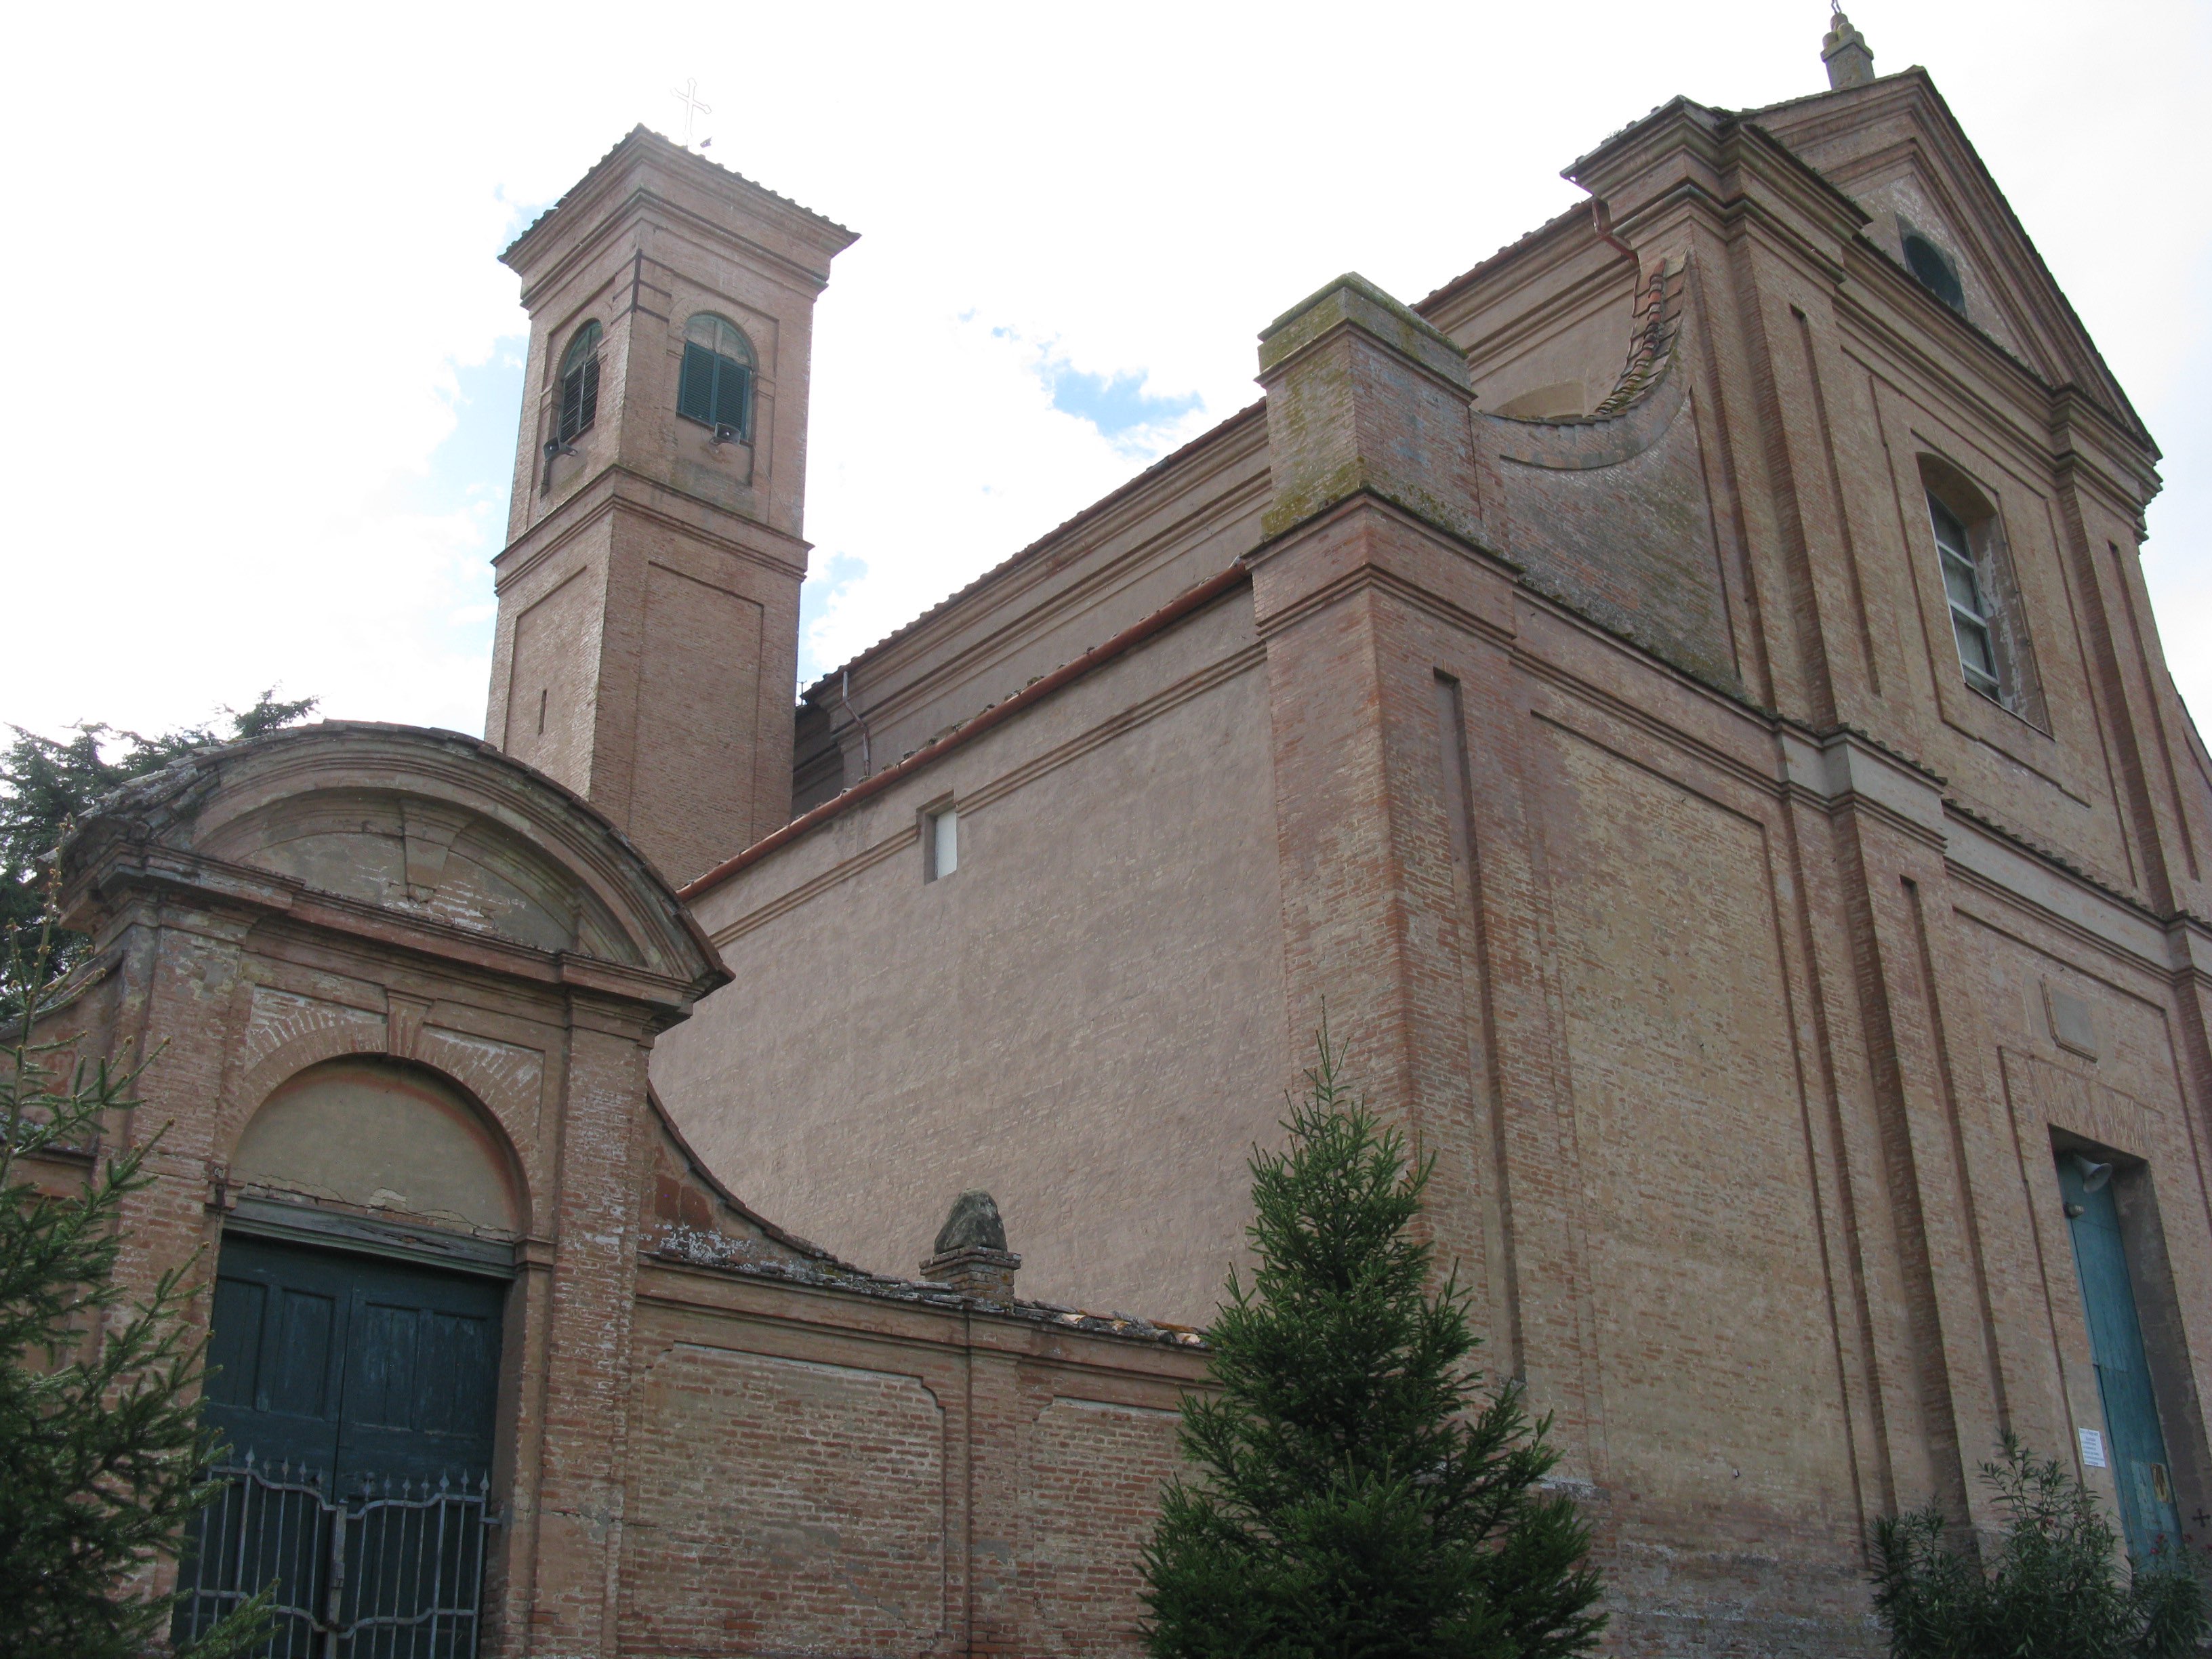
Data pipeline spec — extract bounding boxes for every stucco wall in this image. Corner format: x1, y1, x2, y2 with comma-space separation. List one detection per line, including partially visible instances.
655, 594, 1288, 1324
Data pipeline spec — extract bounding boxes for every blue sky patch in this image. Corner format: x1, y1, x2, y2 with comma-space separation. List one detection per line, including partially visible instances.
409, 340, 527, 516
798, 551, 870, 687
1043, 363, 1200, 440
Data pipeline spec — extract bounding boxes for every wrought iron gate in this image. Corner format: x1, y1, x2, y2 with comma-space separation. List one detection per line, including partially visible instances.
171, 1452, 497, 1658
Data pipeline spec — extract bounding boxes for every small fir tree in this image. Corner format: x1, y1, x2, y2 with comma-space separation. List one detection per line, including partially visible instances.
1142, 1031, 1605, 1658
1, 900, 267, 1659
1871, 1435, 2206, 1659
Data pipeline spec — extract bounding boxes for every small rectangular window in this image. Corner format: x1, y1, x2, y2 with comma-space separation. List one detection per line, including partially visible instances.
926, 805, 958, 881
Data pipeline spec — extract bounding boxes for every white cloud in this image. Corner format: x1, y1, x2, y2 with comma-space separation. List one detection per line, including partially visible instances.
1, 0, 2207, 740
799, 310, 1217, 680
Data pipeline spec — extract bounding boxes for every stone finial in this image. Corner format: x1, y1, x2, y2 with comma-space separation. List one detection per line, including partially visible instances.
922, 1190, 1021, 1302
933, 1189, 1008, 1254
1822, 7, 1875, 89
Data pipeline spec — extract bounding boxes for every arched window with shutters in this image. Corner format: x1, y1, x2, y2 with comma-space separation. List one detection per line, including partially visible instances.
678, 312, 755, 441
556, 321, 602, 444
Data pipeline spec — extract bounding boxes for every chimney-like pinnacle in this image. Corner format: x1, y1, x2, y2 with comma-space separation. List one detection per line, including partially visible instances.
1822, 7, 1876, 89
922, 1191, 1021, 1302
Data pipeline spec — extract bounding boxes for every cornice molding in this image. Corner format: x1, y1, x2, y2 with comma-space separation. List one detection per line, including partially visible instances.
1750, 69, 2147, 446
77, 840, 710, 1017
493, 466, 811, 594
825, 466, 1269, 747
804, 402, 1269, 704
516, 185, 836, 314
56, 724, 729, 1010
681, 564, 1252, 903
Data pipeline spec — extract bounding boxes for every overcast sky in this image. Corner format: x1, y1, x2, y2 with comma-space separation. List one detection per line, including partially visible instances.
3, 1, 2206, 746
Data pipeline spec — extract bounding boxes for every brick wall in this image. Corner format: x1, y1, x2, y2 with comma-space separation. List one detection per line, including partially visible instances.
659, 83, 2212, 1650
620, 1262, 1204, 1659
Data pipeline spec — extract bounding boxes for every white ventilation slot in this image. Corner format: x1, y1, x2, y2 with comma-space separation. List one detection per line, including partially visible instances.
928, 806, 958, 881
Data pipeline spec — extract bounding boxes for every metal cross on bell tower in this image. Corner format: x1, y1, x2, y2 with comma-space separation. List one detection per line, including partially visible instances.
670, 78, 713, 146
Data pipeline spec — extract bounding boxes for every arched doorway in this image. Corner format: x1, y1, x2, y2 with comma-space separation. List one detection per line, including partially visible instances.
176, 1058, 523, 1656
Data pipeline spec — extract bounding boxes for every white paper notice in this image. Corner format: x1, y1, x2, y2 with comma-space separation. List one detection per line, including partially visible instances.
2078, 1427, 2108, 1469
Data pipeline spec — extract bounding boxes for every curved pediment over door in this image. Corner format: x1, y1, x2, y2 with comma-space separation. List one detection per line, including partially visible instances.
62, 722, 726, 998
201, 786, 640, 962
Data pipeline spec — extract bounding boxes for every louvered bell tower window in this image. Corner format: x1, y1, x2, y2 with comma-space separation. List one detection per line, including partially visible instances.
1929, 493, 2003, 700
556, 321, 602, 444
677, 312, 756, 440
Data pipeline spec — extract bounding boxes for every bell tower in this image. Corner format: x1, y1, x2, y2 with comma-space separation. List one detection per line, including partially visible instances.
485, 127, 857, 885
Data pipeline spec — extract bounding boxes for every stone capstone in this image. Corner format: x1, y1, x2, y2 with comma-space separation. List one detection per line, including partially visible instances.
933, 1189, 1008, 1254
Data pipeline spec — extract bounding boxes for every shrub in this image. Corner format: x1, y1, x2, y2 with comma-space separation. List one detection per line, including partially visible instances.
1872, 1435, 2206, 1659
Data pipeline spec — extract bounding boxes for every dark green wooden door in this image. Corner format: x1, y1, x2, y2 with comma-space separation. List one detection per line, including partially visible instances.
2058, 1154, 2184, 1563
203, 1235, 505, 1493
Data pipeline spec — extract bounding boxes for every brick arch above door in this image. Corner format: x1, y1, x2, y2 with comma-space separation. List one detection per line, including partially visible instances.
232, 1054, 527, 1240
228, 991, 550, 1191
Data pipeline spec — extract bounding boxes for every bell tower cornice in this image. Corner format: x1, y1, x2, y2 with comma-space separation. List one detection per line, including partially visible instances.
501, 126, 855, 293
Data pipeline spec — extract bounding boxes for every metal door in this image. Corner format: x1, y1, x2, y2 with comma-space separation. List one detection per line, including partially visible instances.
176, 1235, 506, 1656
2058, 1153, 2184, 1565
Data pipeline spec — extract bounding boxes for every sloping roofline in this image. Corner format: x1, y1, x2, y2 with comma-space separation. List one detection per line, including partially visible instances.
796, 401, 1266, 703
800, 65, 2156, 699
1736, 67, 2149, 444
60, 720, 730, 1002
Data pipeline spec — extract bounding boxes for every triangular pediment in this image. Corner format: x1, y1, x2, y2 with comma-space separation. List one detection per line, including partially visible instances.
1746, 68, 2144, 442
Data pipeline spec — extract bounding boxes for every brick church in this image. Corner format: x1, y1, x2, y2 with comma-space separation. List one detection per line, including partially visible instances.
32, 14, 2212, 1655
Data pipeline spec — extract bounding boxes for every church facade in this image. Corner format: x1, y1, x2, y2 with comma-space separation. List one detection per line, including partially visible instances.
30, 18, 2212, 1657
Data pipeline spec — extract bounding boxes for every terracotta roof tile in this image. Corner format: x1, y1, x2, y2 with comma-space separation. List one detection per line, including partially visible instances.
504, 124, 853, 262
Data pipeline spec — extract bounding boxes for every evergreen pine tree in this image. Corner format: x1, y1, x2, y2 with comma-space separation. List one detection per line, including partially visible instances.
1871, 1435, 2206, 1659
1142, 1030, 1605, 1658
1, 901, 268, 1659
1, 689, 316, 1004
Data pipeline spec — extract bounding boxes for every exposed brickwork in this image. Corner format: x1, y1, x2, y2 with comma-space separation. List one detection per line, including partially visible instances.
1018, 1397, 1185, 1656
35, 58, 2212, 1659
37, 720, 1210, 1659
484, 127, 855, 888
657, 63, 2212, 1659
621, 1341, 947, 1655
1482, 266, 1743, 695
